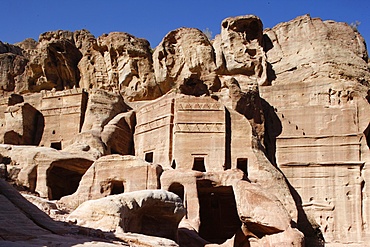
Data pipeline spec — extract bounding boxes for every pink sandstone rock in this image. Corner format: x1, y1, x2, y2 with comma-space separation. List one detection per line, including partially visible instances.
67, 190, 185, 242
59, 155, 162, 210
0, 13, 368, 247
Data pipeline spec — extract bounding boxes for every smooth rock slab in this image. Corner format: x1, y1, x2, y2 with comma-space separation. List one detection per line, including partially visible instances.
68, 190, 185, 242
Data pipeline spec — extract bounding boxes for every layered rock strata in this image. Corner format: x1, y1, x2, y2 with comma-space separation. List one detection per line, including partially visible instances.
0, 13, 368, 247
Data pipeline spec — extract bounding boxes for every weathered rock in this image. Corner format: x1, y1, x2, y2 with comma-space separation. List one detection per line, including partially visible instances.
81, 89, 129, 133
221, 77, 265, 145
0, 41, 28, 92
59, 155, 162, 209
74, 29, 109, 91
3, 102, 42, 145
153, 28, 220, 95
63, 131, 108, 159
101, 111, 136, 155
264, 14, 370, 86
0, 144, 93, 199
260, 14, 370, 246
67, 190, 185, 241
96, 32, 161, 101
214, 15, 268, 87
20, 30, 82, 93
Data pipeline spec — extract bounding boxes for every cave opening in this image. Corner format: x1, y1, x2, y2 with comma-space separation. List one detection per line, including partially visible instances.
197, 180, 241, 244
50, 141, 62, 150
110, 180, 125, 195
47, 166, 83, 200
168, 182, 185, 202
237, 158, 248, 175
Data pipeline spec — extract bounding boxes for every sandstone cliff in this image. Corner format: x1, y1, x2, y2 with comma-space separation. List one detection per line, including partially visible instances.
0, 14, 369, 247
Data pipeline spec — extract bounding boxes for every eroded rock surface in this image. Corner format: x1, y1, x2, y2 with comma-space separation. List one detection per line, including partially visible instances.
0, 13, 368, 247
261, 14, 370, 246
59, 155, 162, 209
153, 28, 219, 95
68, 190, 185, 241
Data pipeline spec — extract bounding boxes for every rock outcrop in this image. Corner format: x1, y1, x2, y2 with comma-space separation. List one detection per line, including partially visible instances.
263, 14, 369, 86
0, 178, 179, 246
68, 190, 185, 241
261, 14, 370, 246
153, 28, 219, 95
0, 13, 369, 247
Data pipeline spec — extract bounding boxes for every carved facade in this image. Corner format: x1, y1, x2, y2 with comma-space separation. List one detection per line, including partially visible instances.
39, 88, 88, 149
135, 94, 230, 171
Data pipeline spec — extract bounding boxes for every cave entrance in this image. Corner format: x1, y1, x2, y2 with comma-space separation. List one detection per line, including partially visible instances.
197, 180, 241, 243
110, 180, 125, 195
168, 182, 185, 202
50, 141, 62, 150
237, 158, 248, 175
168, 182, 187, 218
47, 159, 93, 200
47, 166, 83, 200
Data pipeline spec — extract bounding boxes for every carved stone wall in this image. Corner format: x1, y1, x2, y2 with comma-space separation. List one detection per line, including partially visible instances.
39, 88, 88, 149
134, 95, 175, 168
173, 96, 226, 171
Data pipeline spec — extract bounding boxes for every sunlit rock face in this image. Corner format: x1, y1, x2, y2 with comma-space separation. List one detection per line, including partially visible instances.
261, 14, 370, 246
0, 13, 369, 247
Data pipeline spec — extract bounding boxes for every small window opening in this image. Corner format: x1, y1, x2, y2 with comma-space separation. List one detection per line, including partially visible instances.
237, 158, 248, 175
171, 160, 177, 169
50, 142, 62, 150
110, 181, 125, 195
193, 157, 206, 172
145, 152, 154, 163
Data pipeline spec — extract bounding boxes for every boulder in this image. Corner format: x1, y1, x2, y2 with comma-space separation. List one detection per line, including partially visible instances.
224, 181, 304, 247
67, 190, 185, 241
0, 178, 175, 246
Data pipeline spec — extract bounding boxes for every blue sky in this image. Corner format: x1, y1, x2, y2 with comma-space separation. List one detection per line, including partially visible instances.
1, 0, 369, 48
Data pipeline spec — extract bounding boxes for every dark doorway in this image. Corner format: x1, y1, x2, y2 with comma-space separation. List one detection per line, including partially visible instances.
197, 180, 241, 243
193, 157, 206, 172
47, 166, 83, 200
168, 182, 185, 202
145, 152, 154, 163
171, 160, 177, 169
364, 124, 370, 149
237, 158, 248, 175
110, 180, 125, 195
50, 142, 62, 150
